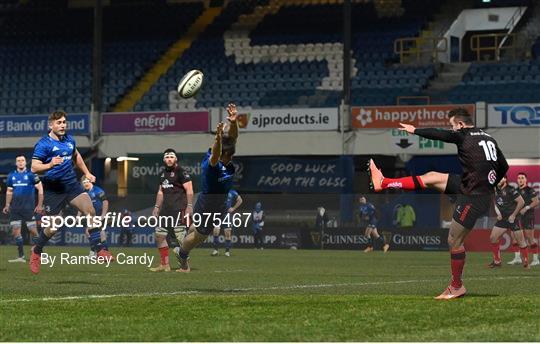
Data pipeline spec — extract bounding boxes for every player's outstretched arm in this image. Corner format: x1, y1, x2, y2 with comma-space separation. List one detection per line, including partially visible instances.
74, 149, 95, 182
210, 122, 224, 166
399, 123, 461, 143
226, 103, 239, 143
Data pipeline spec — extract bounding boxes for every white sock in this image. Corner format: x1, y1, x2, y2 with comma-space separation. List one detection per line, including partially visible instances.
534, 253, 539, 261
514, 252, 521, 259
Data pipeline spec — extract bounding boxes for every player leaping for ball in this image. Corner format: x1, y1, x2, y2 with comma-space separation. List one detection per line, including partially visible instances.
368, 108, 509, 299
29, 110, 114, 274
174, 103, 239, 272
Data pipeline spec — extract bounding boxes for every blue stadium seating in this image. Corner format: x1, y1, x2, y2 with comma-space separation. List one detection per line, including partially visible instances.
449, 59, 540, 103
141, 0, 440, 111
0, 1, 203, 115
532, 37, 540, 59
3, 0, 537, 115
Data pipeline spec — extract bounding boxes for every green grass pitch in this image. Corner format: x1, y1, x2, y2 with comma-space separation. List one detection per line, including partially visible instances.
1, 246, 539, 341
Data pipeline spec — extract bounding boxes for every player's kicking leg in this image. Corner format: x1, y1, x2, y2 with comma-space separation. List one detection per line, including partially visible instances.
149, 227, 171, 272
211, 226, 220, 256
368, 159, 449, 193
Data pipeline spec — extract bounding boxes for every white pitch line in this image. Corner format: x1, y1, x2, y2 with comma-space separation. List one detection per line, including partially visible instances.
1, 276, 536, 303
223, 275, 537, 292
0, 290, 200, 303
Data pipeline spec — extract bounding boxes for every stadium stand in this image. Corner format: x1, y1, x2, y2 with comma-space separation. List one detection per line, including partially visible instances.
533, 37, 540, 58
0, 1, 203, 115
164, 0, 441, 110
448, 58, 540, 103
1, 0, 540, 115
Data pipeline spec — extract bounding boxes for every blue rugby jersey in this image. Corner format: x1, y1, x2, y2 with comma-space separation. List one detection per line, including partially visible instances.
32, 134, 78, 183
200, 149, 235, 195
359, 202, 377, 225
6, 169, 39, 210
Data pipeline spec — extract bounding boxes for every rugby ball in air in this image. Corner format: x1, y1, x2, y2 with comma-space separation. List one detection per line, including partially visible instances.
177, 69, 204, 98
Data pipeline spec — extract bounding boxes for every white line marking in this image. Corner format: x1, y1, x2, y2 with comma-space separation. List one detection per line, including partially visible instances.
223, 276, 537, 292
1, 290, 200, 303
1, 276, 536, 303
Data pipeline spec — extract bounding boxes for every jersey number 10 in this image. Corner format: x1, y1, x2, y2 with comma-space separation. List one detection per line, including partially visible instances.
478, 140, 498, 161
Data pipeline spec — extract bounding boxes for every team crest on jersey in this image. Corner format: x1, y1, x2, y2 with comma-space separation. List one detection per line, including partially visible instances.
170, 172, 175, 177
67, 143, 74, 149
488, 170, 497, 185
24, 175, 28, 180
162, 179, 173, 189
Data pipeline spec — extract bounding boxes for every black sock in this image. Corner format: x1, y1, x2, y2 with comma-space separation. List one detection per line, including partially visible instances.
33, 230, 51, 254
